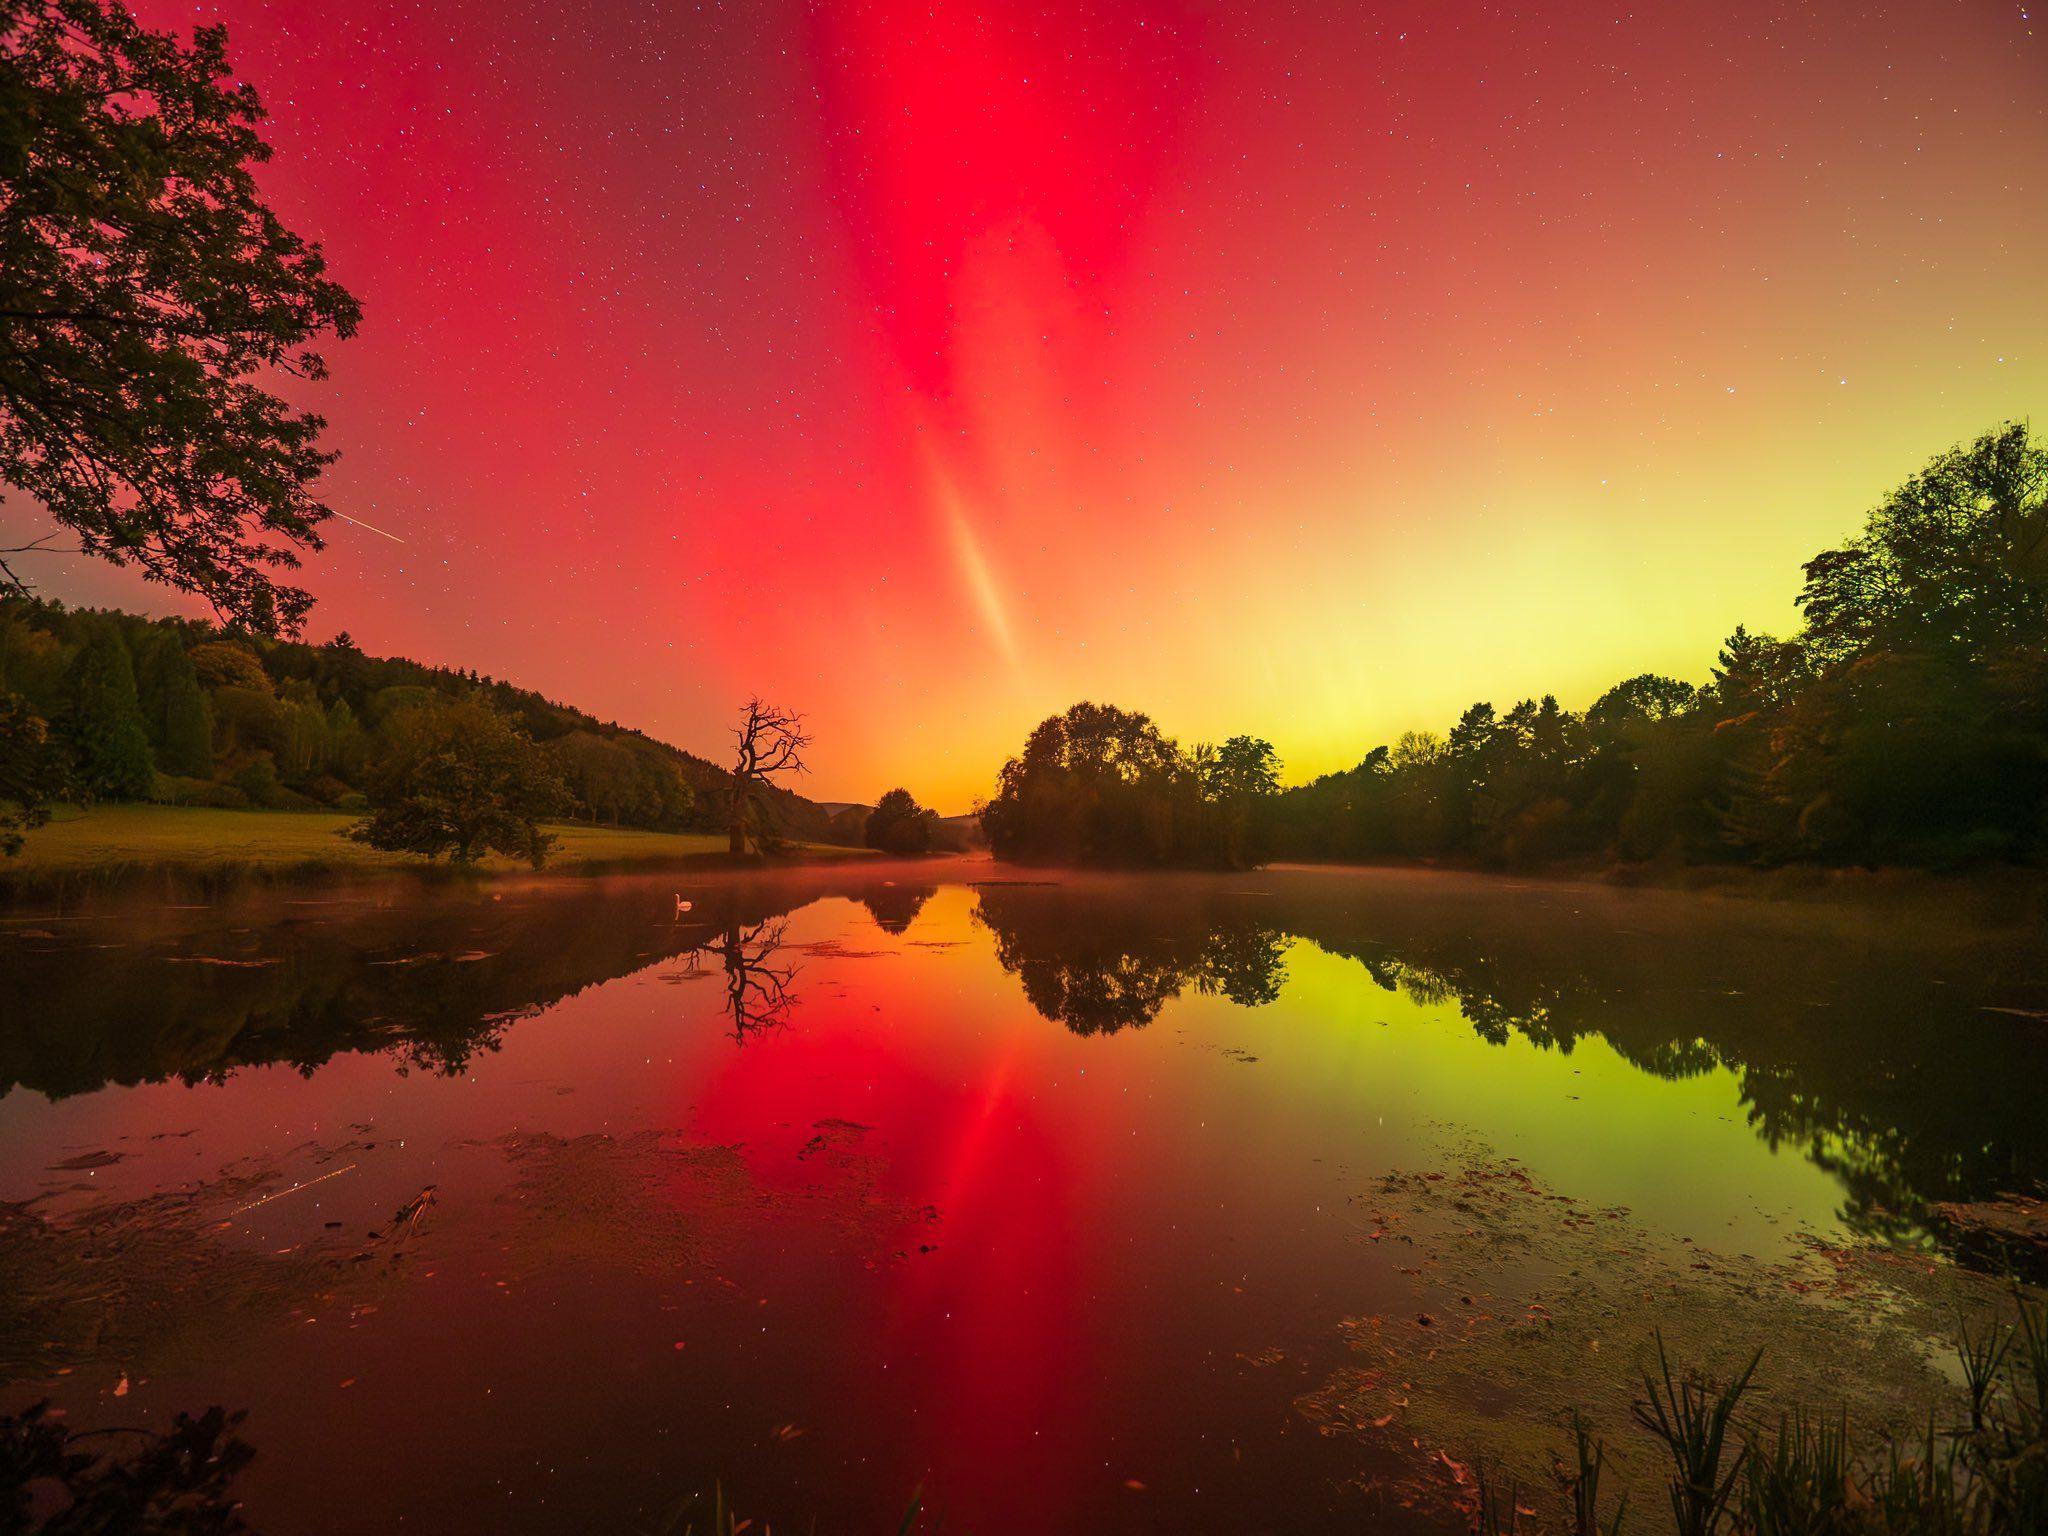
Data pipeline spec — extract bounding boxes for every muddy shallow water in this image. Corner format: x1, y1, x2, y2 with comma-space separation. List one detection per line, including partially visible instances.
2, 859, 2045, 1533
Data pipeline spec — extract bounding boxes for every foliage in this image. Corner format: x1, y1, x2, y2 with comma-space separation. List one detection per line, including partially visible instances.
56, 621, 152, 798
545, 729, 693, 829
0, 595, 863, 851
979, 702, 1279, 867
149, 641, 214, 777
349, 697, 566, 866
230, 751, 280, 809
0, 0, 361, 635
866, 786, 937, 854
1254, 424, 2048, 872
0, 688, 62, 853
186, 643, 270, 695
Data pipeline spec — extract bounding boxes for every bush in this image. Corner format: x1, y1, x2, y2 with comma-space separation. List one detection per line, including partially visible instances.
152, 774, 252, 809
300, 773, 354, 806
232, 753, 283, 808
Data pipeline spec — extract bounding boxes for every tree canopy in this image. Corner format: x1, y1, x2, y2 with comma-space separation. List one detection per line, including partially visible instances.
865, 786, 936, 854
349, 696, 566, 867
0, 0, 361, 635
979, 702, 1280, 867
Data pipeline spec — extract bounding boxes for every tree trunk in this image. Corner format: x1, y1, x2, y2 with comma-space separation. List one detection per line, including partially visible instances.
728, 776, 748, 855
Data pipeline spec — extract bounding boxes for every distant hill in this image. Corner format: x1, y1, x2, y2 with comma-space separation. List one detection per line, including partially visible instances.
804, 800, 987, 852
0, 597, 865, 846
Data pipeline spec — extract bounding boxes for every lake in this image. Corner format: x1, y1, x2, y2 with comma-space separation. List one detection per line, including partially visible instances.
3, 859, 2045, 1533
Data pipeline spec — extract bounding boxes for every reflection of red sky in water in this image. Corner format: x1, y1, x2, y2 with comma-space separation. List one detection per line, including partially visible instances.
683, 979, 1098, 1507
0, 869, 1942, 1532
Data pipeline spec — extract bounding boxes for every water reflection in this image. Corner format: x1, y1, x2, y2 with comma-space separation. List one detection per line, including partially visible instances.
972, 882, 1287, 1033
967, 875, 2048, 1251
860, 883, 935, 935
684, 917, 799, 1040
3, 866, 2045, 1254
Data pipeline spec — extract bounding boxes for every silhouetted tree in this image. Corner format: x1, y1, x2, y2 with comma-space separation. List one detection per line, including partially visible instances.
0, 0, 361, 634
1587, 674, 1698, 729
1796, 424, 2048, 666
865, 786, 936, 854
980, 701, 1194, 864
1197, 735, 1280, 866
727, 697, 809, 855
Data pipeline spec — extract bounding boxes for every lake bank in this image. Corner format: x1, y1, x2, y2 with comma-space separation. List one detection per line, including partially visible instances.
0, 803, 877, 903
1261, 852, 2048, 929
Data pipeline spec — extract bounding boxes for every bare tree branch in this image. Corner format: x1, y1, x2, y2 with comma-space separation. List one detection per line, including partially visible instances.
726, 697, 810, 855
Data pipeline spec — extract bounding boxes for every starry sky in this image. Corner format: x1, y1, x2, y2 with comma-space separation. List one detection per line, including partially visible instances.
62, 0, 2048, 808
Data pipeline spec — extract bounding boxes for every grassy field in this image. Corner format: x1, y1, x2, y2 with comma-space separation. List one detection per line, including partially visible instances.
1, 803, 864, 893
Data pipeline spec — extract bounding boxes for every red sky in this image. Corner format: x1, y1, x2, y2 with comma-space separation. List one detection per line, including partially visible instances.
41, 0, 2048, 809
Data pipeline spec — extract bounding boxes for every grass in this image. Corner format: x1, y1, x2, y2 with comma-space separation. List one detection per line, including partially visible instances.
0, 803, 866, 897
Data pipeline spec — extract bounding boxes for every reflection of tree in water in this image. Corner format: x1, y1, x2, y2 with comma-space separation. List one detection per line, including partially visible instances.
861, 884, 935, 935
970, 878, 2048, 1253
683, 918, 799, 1041
10, 871, 2046, 1265
1312, 926, 2048, 1249
0, 887, 764, 1098
973, 887, 1287, 1035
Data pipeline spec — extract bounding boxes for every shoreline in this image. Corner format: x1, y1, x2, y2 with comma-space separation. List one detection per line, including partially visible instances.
0, 804, 878, 905
10, 803, 2045, 923
1263, 850, 2048, 921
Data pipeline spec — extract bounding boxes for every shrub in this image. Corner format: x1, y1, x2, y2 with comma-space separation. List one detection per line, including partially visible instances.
153, 774, 251, 809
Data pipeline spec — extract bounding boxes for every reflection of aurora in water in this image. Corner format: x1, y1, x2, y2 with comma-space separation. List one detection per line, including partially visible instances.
968, 875, 2048, 1253
4, 864, 2044, 1255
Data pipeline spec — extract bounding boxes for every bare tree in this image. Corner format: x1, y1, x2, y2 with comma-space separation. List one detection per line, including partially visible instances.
728, 697, 810, 855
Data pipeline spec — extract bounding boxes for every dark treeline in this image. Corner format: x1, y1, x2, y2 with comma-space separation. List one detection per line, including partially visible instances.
0, 598, 862, 845
984, 425, 2048, 870
979, 703, 1281, 866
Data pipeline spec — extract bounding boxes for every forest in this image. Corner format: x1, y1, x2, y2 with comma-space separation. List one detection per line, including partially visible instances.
983, 424, 2048, 870
0, 599, 865, 849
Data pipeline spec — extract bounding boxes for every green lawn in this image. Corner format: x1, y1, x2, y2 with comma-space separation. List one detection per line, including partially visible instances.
3, 803, 863, 888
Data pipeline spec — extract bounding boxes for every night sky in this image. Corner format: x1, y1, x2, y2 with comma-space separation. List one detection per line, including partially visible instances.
60, 0, 2048, 807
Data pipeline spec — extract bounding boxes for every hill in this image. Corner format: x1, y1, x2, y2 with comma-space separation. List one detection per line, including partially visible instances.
0, 597, 863, 846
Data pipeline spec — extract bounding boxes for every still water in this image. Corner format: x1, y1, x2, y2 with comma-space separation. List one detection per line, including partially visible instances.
2, 860, 2044, 1532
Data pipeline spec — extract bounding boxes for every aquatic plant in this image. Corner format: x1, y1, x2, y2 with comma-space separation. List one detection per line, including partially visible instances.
1633, 1333, 1761, 1536
1514, 1287, 2048, 1536
1564, 1411, 1629, 1536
